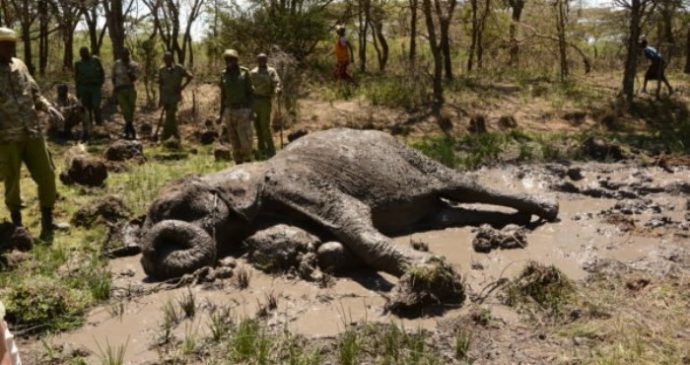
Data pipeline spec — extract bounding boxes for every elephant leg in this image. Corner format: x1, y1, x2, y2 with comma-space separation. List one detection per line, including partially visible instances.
397, 145, 559, 222
266, 181, 428, 277
418, 204, 531, 231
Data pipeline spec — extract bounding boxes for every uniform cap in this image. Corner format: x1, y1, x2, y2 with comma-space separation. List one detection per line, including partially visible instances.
0, 27, 17, 42
223, 49, 239, 59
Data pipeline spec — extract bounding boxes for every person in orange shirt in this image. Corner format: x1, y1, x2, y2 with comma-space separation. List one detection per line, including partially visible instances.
333, 25, 354, 82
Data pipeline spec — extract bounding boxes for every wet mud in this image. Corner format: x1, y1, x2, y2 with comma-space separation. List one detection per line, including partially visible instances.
20, 161, 690, 364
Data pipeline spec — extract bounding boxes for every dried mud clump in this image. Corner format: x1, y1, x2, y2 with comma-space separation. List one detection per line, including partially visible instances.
472, 224, 527, 253
385, 257, 465, 316
59, 147, 108, 187
316, 241, 361, 273
498, 115, 518, 130
0, 222, 33, 252
287, 128, 309, 143
71, 196, 131, 228
213, 145, 232, 162
504, 261, 574, 311
244, 225, 320, 275
580, 136, 625, 161
468, 114, 488, 134
104, 140, 144, 162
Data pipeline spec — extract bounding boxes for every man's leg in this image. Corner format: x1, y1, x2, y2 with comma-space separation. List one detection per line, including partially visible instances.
252, 103, 266, 156
254, 98, 274, 158
224, 109, 243, 164
236, 109, 255, 163
22, 138, 57, 211
0, 142, 24, 226
161, 103, 179, 141
92, 87, 103, 125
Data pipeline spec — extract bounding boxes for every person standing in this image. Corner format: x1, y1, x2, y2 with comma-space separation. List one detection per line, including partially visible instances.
219, 49, 254, 164
112, 48, 140, 140
250, 53, 282, 158
0, 27, 67, 240
158, 51, 194, 142
640, 39, 674, 97
74, 46, 105, 140
334, 25, 355, 82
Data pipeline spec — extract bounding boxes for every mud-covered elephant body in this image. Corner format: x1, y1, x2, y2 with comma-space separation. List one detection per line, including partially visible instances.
140, 129, 558, 279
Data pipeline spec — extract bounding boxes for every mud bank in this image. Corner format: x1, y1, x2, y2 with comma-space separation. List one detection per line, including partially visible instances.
21, 161, 690, 364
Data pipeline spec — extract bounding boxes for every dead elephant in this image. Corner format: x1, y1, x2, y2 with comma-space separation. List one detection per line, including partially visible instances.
138, 129, 558, 283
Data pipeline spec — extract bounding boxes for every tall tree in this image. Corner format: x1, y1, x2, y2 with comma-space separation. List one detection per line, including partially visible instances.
55, 0, 82, 71
8, 0, 36, 73
38, 0, 50, 75
144, 0, 205, 66
506, 0, 525, 66
615, 0, 657, 104
467, 0, 491, 72
421, 0, 442, 107
369, 1, 388, 72
104, 0, 133, 61
408, 0, 417, 64
80, 0, 109, 55
554, 0, 569, 81
357, 0, 371, 72
437, 0, 457, 79
685, 26, 690, 74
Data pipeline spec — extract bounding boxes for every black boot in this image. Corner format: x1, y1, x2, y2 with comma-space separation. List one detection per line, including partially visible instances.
10, 210, 22, 227
40, 207, 70, 240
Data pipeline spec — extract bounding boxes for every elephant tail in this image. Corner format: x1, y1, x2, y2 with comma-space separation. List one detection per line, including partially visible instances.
140, 220, 217, 280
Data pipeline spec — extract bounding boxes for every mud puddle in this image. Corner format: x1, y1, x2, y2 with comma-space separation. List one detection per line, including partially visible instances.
23, 162, 690, 364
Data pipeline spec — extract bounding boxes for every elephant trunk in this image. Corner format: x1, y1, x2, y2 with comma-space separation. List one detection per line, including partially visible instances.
140, 220, 217, 280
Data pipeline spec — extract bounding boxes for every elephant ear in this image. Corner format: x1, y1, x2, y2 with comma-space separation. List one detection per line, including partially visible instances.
206, 163, 266, 222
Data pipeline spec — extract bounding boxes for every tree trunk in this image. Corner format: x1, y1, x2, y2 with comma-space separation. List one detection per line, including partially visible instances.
63, 28, 75, 71
38, 0, 49, 75
438, 0, 456, 80
622, 0, 642, 104
370, 6, 388, 72
20, 23, 33, 74
685, 27, 690, 74
476, 0, 491, 69
658, 2, 675, 61
409, 0, 417, 64
105, 0, 127, 61
555, 0, 569, 81
508, 0, 525, 66
467, 0, 478, 72
358, 0, 370, 72
422, 0, 443, 107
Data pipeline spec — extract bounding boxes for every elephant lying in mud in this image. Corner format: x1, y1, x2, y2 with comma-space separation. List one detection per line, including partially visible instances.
139, 129, 558, 283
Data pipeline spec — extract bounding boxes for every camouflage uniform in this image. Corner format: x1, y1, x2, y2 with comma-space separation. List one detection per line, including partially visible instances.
250, 65, 281, 158
158, 63, 193, 141
112, 59, 140, 139
74, 56, 105, 126
220, 66, 254, 163
54, 93, 84, 139
0, 57, 57, 212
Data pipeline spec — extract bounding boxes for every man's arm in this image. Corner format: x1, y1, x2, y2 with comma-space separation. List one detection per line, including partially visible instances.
96, 58, 105, 86
219, 74, 226, 120
128, 63, 139, 83
271, 68, 282, 95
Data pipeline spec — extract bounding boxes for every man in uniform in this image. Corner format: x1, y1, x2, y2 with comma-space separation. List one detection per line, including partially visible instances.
334, 25, 354, 82
112, 48, 140, 140
158, 51, 193, 142
250, 53, 282, 158
54, 84, 84, 141
219, 49, 254, 164
0, 27, 67, 240
74, 46, 105, 138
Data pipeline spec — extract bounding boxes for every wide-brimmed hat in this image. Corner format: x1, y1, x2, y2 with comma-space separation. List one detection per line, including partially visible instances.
0, 27, 17, 43
223, 49, 239, 59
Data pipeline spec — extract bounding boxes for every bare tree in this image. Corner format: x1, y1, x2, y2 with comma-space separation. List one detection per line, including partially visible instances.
38, 0, 50, 75
143, 0, 205, 66
357, 0, 371, 72
104, 0, 134, 61
80, 0, 109, 55
8, 0, 37, 73
467, 0, 491, 72
54, 0, 83, 71
408, 0, 417, 64
421, 0, 442, 107
615, 0, 657, 104
369, 1, 388, 72
506, 0, 525, 66
554, 0, 569, 81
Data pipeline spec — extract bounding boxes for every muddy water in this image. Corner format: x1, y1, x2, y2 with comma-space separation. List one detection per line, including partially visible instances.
26, 163, 690, 364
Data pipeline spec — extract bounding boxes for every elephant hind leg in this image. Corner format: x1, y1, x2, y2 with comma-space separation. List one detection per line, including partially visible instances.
396, 145, 559, 221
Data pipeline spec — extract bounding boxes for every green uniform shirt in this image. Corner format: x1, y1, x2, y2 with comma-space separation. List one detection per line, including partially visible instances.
220, 66, 253, 108
250, 66, 281, 97
74, 56, 105, 86
112, 59, 140, 88
158, 63, 192, 105
0, 58, 52, 144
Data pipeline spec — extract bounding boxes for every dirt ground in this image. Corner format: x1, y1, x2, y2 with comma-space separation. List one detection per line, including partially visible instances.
18, 160, 690, 364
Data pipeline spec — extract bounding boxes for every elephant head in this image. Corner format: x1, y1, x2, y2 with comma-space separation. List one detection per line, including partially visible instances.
139, 176, 231, 279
